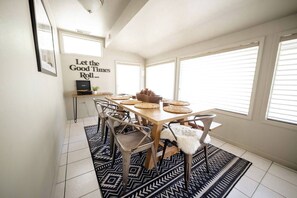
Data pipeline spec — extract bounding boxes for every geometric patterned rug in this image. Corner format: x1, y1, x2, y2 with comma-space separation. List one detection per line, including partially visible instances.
85, 125, 252, 198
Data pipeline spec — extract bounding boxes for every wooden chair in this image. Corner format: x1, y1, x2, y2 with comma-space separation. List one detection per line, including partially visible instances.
106, 111, 159, 194
159, 114, 216, 190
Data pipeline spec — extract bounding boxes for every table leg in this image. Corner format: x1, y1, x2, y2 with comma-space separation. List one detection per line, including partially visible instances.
144, 124, 162, 169
73, 97, 77, 123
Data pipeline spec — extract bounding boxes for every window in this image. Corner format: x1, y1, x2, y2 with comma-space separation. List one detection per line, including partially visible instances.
267, 36, 297, 125
146, 62, 175, 99
116, 63, 142, 95
61, 32, 102, 57
179, 44, 259, 115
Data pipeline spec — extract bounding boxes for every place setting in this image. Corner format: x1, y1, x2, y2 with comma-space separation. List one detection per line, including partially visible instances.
163, 99, 192, 114
120, 99, 142, 105
110, 94, 131, 100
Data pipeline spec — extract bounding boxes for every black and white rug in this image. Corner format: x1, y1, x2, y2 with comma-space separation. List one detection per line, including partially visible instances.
85, 125, 252, 198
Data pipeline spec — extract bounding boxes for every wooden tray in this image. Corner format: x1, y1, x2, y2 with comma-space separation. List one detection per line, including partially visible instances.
120, 100, 142, 105
134, 102, 160, 109
163, 105, 192, 114
110, 95, 131, 100
168, 100, 190, 106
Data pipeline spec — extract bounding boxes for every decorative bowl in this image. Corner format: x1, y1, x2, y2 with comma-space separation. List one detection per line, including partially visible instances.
136, 93, 162, 104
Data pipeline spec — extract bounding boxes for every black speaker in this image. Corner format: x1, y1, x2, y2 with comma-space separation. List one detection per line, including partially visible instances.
76, 80, 92, 95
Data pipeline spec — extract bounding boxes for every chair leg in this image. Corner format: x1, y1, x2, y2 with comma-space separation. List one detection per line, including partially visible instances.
96, 117, 101, 133
159, 140, 169, 168
109, 133, 114, 157
100, 119, 106, 142
204, 145, 209, 173
111, 144, 117, 168
184, 153, 193, 191
122, 151, 131, 194
151, 145, 159, 175
104, 125, 108, 144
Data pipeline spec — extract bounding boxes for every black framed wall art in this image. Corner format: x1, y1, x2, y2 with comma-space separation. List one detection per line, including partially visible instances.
29, 0, 57, 76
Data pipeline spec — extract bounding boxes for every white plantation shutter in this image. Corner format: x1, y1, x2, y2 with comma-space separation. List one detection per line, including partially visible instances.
179, 44, 259, 115
267, 36, 297, 125
146, 62, 175, 99
116, 63, 141, 95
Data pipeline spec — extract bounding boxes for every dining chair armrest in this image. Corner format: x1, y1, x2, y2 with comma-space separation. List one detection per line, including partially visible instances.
107, 111, 152, 151
166, 114, 216, 143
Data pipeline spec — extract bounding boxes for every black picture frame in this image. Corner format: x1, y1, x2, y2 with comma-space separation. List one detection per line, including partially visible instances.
29, 0, 57, 76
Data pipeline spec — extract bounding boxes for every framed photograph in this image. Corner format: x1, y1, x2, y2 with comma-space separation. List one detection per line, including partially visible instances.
29, 0, 57, 76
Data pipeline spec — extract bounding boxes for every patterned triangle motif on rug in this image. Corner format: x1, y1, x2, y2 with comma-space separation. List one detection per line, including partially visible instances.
85, 125, 252, 198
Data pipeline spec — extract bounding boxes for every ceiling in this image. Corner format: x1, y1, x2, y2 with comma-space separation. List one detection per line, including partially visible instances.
50, 0, 131, 36
50, 0, 297, 58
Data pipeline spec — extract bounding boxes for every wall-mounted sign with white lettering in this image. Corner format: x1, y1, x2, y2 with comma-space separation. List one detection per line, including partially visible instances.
69, 59, 111, 80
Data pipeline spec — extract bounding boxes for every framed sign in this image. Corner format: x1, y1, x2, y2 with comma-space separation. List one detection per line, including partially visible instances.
29, 0, 57, 76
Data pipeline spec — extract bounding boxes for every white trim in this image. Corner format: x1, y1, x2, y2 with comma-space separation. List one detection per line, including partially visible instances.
261, 28, 297, 129
58, 29, 104, 57
179, 38, 261, 61
248, 37, 265, 120
210, 133, 297, 170
174, 57, 179, 100
114, 61, 143, 95
145, 59, 176, 89
176, 37, 264, 119
146, 59, 176, 67
145, 60, 176, 99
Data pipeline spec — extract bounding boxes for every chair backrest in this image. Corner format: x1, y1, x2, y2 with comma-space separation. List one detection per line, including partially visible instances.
93, 98, 109, 115
106, 111, 152, 151
168, 114, 216, 144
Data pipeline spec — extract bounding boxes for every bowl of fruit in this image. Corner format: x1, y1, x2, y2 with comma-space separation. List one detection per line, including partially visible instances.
136, 88, 162, 104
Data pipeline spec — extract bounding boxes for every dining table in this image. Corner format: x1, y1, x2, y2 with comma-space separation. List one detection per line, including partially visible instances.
105, 97, 214, 169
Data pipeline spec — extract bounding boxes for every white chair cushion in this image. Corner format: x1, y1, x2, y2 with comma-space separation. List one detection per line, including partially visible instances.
160, 125, 211, 154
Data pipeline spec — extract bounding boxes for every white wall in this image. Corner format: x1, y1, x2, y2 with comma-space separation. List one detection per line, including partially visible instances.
146, 14, 297, 170
61, 46, 144, 119
0, 0, 67, 197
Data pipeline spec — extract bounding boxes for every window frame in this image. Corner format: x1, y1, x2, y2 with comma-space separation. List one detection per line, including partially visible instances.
145, 59, 177, 100
58, 29, 104, 57
177, 38, 264, 120
263, 30, 297, 128
115, 61, 144, 95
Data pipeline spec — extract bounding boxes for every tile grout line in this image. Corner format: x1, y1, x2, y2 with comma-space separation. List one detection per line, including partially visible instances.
250, 161, 273, 198
65, 120, 95, 184
67, 155, 91, 165
78, 188, 99, 198
64, 122, 72, 198
65, 169, 95, 181
216, 139, 293, 197
232, 150, 254, 197
267, 163, 297, 187
63, 125, 71, 198
68, 146, 89, 153
233, 187, 253, 198
68, 117, 296, 198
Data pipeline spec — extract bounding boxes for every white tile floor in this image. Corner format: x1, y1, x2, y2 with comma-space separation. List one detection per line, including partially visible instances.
54, 116, 297, 198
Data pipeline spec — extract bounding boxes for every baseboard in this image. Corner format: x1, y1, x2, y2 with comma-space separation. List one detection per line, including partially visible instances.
210, 133, 297, 171
50, 122, 68, 198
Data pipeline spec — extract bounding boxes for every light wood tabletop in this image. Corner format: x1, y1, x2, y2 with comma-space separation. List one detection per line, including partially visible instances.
106, 97, 214, 169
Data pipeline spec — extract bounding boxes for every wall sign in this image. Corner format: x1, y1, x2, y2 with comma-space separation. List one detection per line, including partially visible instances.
69, 59, 110, 80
